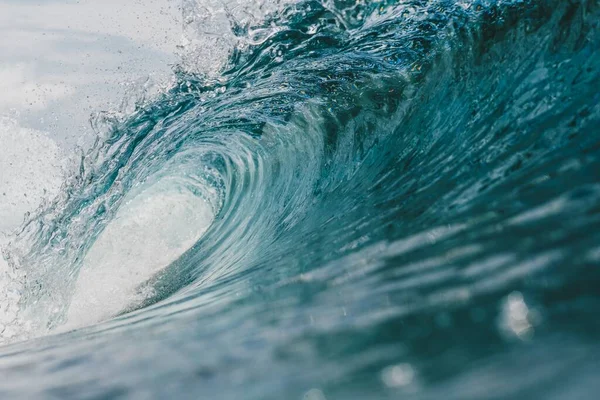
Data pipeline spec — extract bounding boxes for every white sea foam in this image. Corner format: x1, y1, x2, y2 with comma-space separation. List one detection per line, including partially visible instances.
0, 117, 65, 342
63, 178, 214, 330
179, 0, 296, 76
0, 117, 65, 232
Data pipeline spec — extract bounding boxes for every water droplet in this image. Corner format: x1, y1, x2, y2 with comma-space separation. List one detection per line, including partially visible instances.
498, 291, 540, 340
303, 388, 326, 400
381, 363, 415, 388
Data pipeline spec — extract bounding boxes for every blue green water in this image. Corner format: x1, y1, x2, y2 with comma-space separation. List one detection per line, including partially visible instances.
1, 0, 600, 398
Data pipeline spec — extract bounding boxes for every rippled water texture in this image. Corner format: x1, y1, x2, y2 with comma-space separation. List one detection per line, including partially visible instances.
1, 0, 599, 398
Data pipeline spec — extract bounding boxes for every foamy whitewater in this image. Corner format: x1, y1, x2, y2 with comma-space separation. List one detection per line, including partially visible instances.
0, 0, 599, 398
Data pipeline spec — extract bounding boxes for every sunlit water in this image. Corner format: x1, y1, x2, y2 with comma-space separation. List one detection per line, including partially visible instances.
0, 0, 599, 398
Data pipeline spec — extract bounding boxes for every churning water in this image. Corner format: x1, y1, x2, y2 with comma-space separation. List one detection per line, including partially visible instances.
0, 0, 599, 398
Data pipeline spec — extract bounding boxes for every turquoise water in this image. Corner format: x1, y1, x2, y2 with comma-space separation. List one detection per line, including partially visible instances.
1, 0, 600, 398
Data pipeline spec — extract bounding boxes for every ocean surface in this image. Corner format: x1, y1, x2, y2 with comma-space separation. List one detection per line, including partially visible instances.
0, 0, 599, 398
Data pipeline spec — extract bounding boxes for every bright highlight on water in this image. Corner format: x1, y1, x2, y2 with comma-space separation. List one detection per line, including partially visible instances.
0, 0, 599, 398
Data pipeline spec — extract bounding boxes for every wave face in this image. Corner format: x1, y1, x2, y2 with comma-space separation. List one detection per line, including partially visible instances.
1, 0, 600, 398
